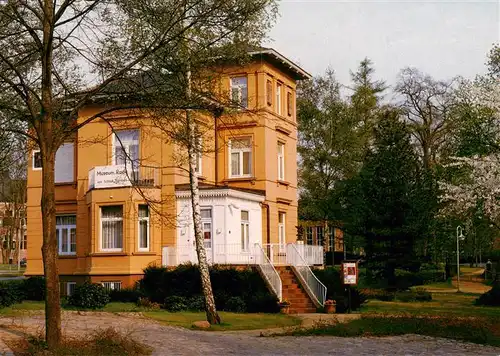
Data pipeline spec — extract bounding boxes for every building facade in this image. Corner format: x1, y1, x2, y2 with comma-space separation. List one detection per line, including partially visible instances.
25, 49, 314, 294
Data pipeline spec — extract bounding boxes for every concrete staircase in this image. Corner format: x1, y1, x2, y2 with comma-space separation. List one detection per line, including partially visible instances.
276, 266, 317, 314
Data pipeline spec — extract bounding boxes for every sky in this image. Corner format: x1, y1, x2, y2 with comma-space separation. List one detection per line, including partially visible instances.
266, 0, 500, 87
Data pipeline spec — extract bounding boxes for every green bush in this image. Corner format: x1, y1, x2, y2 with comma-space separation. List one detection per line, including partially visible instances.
313, 267, 366, 313
396, 288, 432, 302
23, 277, 45, 301
163, 296, 188, 311
0, 280, 25, 307
246, 293, 279, 313
109, 287, 142, 303
475, 283, 500, 306
187, 295, 205, 311
140, 264, 278, 313
67, 282, 110, 309
225, 296, 246, 313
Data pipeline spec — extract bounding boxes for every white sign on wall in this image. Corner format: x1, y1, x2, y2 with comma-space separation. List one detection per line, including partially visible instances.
91, 165, 133, 189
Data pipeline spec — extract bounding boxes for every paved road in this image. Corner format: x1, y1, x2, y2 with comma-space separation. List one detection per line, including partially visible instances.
0, 312, 499, 355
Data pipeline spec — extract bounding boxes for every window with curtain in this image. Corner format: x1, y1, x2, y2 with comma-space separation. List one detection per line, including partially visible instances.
56, 215, 76, 255
241, 210, 250, 251
113, 130, 139, 180
229, 138, 252, 177
101, 206, 123, 251
230, 77, 248, 108
138, 205, 149, 251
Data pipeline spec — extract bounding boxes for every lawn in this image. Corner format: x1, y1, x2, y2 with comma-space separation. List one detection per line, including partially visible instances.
0, 301, 300, 331
145, 311, 300, 331
361, 292, 500, 318
281, 315, 500, 347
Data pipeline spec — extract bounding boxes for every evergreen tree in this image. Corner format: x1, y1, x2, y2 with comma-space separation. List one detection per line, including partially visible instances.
344, 110, 423, 286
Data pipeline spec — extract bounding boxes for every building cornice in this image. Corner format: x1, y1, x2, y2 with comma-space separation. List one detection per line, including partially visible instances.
176, 188, 265, 203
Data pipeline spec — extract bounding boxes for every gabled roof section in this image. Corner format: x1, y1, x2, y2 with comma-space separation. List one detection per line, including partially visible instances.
249, 48, 312, 81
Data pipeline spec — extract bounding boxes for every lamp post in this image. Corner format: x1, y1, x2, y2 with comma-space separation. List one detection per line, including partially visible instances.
456, 225, 465, 293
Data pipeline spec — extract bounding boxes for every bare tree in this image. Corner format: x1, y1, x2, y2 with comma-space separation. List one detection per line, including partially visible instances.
395, 68, 458, 169
0, 0, 275, 347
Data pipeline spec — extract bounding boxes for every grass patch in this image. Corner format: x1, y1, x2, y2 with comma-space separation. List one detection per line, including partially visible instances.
362, 293, 500, 318
13, 327, 151, 355
281, 315, 500, 347
0, 302, 299, 332
144, 311, 300, 331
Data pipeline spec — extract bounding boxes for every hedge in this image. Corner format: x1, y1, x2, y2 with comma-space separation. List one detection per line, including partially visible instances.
475, 283, 500, 306
139, 264, 279, 313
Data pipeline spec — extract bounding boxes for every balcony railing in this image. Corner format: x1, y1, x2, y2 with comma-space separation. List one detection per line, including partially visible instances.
89, 165, 160, 190
162, 243, 323, 267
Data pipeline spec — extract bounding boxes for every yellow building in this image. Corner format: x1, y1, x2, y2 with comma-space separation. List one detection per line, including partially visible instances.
26, 48, 322, 296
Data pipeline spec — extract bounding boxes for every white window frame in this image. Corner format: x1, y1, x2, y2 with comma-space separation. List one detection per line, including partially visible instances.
276, 83, 282, 115
229, 138, 252, 178
230, 76, 248, 109
201, 208, 213, 249
32, 150, 42, 170
102, 281, 121, 291
138, 205, 150, 252
66, 282, 76, 296
56, 215, 76, 256
278, 212, 286, 252
100, 206, 123, 252
241, 210, 250, 252
277, 142, 285, 181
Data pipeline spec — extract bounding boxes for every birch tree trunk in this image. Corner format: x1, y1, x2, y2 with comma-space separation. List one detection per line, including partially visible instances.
184, 42, 220, 324
187, 113, 220, 325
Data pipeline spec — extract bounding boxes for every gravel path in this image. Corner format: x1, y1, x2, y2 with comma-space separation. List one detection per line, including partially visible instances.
0, 312, 499, 355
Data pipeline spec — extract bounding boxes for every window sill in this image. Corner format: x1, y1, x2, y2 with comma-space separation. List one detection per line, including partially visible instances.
224, 176, 255, 183
132, 252, 156, 256
277, 180, 290, 186
197, 175, 207, 181
90, 252, 127, 257
58, 255, 77, 259
55, 182, 76, 187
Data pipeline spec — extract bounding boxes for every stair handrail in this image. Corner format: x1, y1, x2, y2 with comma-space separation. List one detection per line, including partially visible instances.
286, 243, 327, 306
254, 243, 282, 301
